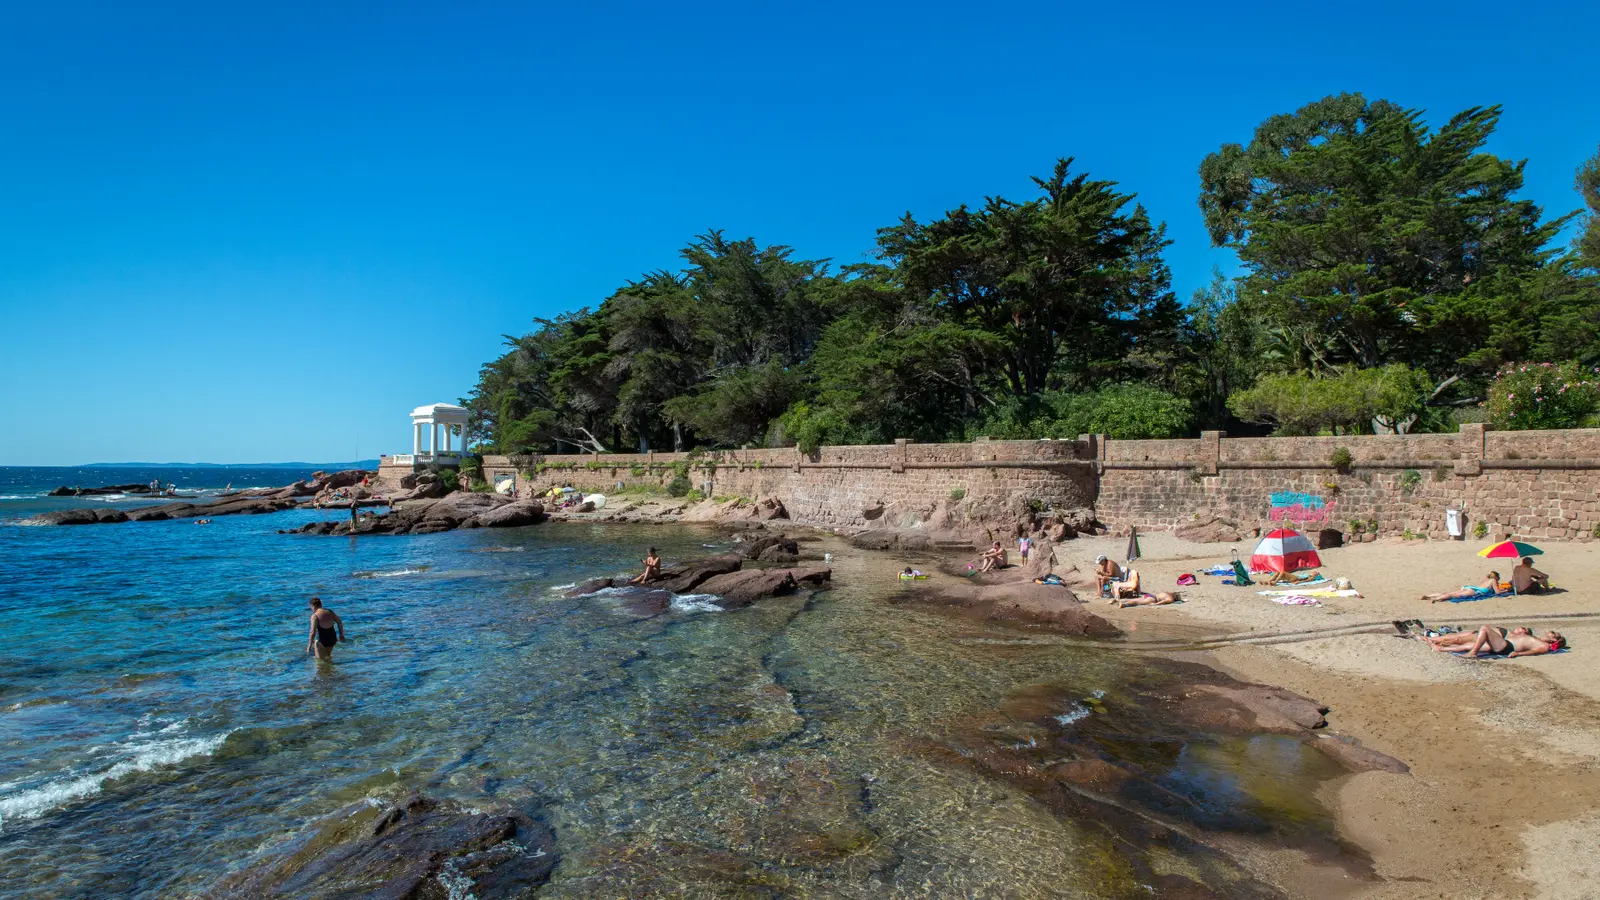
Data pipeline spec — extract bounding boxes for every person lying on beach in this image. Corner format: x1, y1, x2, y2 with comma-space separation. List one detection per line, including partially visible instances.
631, 548, 662, 585
1094, 556, 1123, 593
1425, 625, 1566, 657
1109, 568, 1141, 600
1512, 557, 1550, 594
1116, 591, 1180, 608
306, 597, 345, 660
1420, 571, 1500, 604
976, 542, 1008, 573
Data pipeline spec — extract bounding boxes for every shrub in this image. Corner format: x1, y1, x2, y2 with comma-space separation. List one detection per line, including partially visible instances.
1329, 446, 1353, 473
629, 465, 646, 477
1399, 468, 1422, 494
667, 474, 691, 497
1228, 364, 1431, 435
1473, 520, 1489, 539
1484, 362, 1600, 431
684, 489, 706, 503
949, 487, 966, 501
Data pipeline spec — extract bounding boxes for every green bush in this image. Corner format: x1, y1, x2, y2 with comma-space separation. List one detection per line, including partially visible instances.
1399, 468, 1422, 494
1484, 362, 1600, 431
684, 489, 706, 503
1228, 365, 1431, 435
949, 487, 966, 501
1474, 520, 1489, 539
667, 474, 691, 497
1329, 446, 1353, 473
976, 384, 1192, 440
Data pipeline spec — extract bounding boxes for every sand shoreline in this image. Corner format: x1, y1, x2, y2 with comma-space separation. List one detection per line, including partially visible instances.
546, 501, 1600, 898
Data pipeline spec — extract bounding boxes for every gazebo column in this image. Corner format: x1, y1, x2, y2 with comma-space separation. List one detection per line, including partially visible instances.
413, 423, 422, 455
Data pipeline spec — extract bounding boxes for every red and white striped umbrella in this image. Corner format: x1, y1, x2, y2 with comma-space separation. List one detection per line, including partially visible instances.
1250, 528, 1322, 573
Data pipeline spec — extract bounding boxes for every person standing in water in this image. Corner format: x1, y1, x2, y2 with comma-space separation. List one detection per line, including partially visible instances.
305, 597, 345, 659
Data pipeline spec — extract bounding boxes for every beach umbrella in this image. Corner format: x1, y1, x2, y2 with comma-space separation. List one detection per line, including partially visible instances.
1249, 528, 1322, 573
1478, 540, 1542, 559
1125, 526, 1141, 563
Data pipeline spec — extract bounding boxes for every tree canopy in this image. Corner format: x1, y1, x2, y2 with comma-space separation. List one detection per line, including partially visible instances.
464, 99, 1599, 451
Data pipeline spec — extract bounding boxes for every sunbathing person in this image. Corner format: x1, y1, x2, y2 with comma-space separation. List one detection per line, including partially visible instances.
1512, 557, 1550, 594
1426, 625, 1566, 657
1420, 571, 1500, 604
976, 542, 1008, 573
1117, 591, 1180, 608
1094, 556, 1124, 594
630, 548, 662, 585
1108, 568, 1141, 601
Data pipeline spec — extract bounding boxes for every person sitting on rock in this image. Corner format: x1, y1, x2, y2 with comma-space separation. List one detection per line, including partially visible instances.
976, 542, 1008, 573
1094, 556, 1124, 595
1108, 567, 1141, 601
1425, 624, 1566, 657
1117, 591, 1180, 608
631, 548, 662, 585
1512, 557, 1550, 594
1420, 571, 1500, 604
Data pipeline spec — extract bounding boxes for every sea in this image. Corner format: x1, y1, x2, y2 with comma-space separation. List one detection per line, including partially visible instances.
0, 465, 1351, 898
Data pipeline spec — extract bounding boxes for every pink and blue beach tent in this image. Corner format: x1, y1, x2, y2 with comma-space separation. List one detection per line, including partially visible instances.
1250, 528, 1322, 573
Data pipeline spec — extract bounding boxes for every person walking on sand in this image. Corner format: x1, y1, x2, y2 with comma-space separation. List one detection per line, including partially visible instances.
306, 598, 345, 659
631, 548, 662, 585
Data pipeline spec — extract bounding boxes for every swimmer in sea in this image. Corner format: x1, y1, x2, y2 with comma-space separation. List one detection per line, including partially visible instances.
305, 597, 345, 660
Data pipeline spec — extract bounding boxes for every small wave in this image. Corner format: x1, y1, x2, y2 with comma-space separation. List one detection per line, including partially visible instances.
0, 494, 33, 501
0, 730, 231, 828
352, 566, 431, 579
1054, 704, 1092, 727
670, 593, 725, 614
472, 546, 527, 554
548, 583, 576, 592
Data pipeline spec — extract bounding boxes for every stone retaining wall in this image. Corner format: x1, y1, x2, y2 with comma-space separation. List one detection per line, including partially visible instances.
482, 425, 1600, 542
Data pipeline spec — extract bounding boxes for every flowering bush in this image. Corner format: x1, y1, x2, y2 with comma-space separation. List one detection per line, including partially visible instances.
1484, 362, 1600, 430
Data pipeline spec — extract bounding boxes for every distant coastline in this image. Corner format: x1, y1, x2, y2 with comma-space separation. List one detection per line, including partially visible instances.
77, 460, 381, 469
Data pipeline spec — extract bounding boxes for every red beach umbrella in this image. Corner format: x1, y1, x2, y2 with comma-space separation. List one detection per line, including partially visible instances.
1250, 528, 1322, 573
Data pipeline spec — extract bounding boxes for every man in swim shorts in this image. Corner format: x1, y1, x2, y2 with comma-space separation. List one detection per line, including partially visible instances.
1425, 625, 1565, 657
306, 597, 345, 660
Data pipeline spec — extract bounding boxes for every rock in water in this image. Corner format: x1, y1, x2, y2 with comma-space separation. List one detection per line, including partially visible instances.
472, 499, 546, 528
698, 566, 832, 609
651, 555, 743, 593
205, 793, 557, 900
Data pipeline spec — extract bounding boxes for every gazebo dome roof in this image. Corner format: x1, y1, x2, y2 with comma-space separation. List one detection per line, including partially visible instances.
410, 403, 469, 423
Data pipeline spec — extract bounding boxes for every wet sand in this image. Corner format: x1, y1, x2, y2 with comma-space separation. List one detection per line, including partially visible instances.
1056, 532, 1600, 900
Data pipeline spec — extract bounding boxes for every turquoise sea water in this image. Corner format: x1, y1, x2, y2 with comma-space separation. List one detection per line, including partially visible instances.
0, 466, 1347, 898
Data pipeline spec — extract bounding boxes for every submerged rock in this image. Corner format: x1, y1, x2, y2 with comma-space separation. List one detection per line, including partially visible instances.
894, 581, 1118, 638
205, 793, 556, 899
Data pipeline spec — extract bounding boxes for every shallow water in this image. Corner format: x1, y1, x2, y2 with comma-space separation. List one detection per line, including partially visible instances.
1, 468, 1347, 898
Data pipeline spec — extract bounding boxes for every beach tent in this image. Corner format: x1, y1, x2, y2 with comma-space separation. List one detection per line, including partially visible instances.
1250, 528, 1322, 573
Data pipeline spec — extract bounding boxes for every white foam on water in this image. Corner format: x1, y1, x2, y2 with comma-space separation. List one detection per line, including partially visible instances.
1054, 704, 1092, 727
0, 730, 231, 829
353, 567, 430, 579
670, 593, 725, 614
0, 494, 32, 500
436, 859, 480, 900
548, 583, 577, 592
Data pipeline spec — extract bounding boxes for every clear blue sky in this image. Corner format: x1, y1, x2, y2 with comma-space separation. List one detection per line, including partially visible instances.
0, 1, 1594, 465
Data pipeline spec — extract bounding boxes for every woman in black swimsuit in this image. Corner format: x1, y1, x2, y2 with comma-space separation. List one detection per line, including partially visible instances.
305, 597, 345, 660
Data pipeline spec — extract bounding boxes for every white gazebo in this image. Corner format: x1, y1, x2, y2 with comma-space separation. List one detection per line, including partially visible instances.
407, 403, 469, 463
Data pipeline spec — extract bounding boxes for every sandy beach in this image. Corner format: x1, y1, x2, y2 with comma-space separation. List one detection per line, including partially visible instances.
1049, 532, 1600, 900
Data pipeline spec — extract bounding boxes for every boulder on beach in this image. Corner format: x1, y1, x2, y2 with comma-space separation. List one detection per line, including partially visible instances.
203, 793, 557, 900
471, 499, 546, 528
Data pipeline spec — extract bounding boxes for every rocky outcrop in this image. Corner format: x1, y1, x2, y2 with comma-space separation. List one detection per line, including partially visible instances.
1168, 682, 1329, 734
738, 535, 798, 560
697, 566, 832, 609
31, 470, 375, 526
894, 580, 1118, 637
566, 557, 831, 611
47, 483, 153, 497
287, 494, 545, 536
650, 555, 744, 594
205, 793, 557, 900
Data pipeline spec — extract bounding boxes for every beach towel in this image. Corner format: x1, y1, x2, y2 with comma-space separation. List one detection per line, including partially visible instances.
1199, 565, 1234, 576
1259, 588, 1362, 598
1270, 595, 1321, 606
1230, 559, 1254, 586
1442, 589, 1517, 603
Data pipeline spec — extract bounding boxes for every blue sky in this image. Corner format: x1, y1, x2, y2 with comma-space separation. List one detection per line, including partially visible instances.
0, 1, 1595, 465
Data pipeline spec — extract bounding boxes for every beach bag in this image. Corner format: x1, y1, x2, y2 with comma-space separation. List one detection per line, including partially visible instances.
1177, 573, 1198, 586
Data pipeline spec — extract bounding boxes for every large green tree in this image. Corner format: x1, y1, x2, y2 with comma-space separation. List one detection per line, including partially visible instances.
1199, 94, 1567, 380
